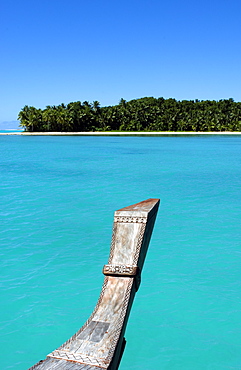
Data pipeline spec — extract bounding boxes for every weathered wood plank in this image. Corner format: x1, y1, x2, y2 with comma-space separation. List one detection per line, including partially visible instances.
28, 199, 160, 370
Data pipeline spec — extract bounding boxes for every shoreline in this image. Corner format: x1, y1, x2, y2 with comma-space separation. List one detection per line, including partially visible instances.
1, 131, 241, 136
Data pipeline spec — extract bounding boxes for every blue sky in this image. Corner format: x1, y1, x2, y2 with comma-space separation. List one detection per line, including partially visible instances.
1, 0, 241, 126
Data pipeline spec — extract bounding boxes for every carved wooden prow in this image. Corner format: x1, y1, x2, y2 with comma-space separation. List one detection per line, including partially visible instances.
29, 199, 160, 370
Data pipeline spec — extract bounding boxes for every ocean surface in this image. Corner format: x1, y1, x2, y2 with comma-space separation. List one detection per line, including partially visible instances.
1, 134, 241, 370
0, 129, 23, 133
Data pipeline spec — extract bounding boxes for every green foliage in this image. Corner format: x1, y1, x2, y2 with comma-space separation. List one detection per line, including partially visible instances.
18, 97, 241, 132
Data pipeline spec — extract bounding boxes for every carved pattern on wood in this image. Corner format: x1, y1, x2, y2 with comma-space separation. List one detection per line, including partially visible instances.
103, 264, 138, 276
48, 350, 108, 368
114, 216, 147, 224
133, 222, 146, 265
105, 278, 133, 362
108, 223, 117, 264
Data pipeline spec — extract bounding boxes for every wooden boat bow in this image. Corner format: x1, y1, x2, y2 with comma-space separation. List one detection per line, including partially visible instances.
29, 198, 160, 370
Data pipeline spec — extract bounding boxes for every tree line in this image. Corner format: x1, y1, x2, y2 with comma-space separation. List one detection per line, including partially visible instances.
18, 97, 241, 132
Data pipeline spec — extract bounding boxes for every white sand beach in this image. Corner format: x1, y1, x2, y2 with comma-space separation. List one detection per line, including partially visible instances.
1, 131, 241, 136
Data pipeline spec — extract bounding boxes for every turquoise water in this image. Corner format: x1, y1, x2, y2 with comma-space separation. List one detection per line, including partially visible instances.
1, 135, 241, 370
0, 130, 23, 133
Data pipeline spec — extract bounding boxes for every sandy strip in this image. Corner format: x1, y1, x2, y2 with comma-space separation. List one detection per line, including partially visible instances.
1, 131, 241, 136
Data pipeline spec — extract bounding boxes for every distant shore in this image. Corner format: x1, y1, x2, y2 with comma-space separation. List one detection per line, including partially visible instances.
1, 131, 241, 136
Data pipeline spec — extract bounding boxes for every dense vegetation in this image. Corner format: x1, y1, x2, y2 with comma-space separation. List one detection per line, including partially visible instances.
18, 97, 241, 132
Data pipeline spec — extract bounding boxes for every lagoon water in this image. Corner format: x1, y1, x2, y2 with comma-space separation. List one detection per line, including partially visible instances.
1, 134, 241, 370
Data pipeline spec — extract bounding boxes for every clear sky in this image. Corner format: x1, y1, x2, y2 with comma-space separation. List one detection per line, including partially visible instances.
1, 0, 241, 125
